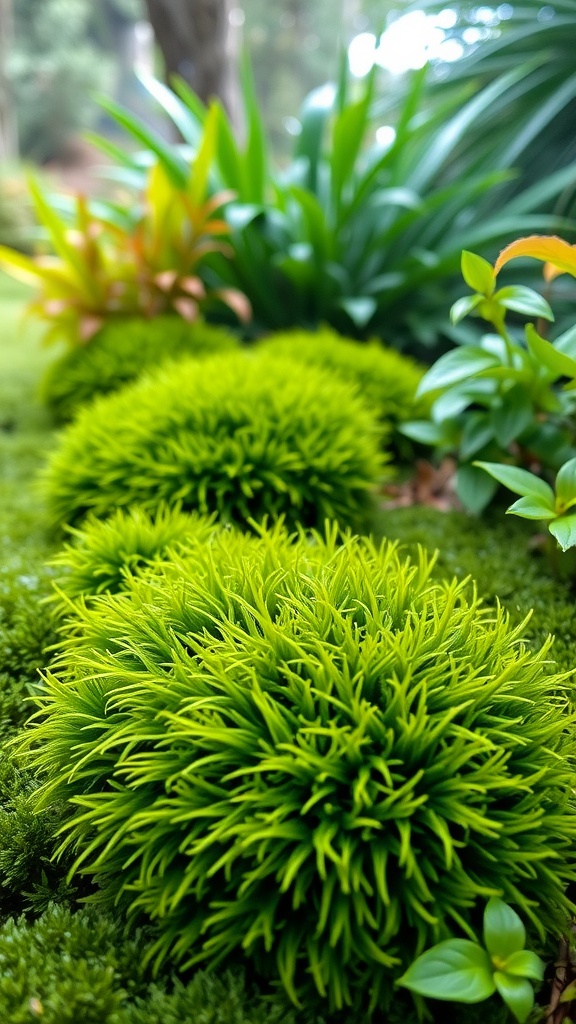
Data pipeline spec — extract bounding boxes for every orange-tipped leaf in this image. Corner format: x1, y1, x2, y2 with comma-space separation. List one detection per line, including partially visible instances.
494, 235, 576, 279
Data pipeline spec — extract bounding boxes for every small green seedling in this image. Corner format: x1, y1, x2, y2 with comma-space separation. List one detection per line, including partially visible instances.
475, 458, 576, 550
397, 897, 545, 1022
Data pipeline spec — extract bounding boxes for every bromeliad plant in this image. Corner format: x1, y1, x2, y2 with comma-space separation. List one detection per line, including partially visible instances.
0, 109, 250, 346
398, 897, 545, 1023
402, 244, 576, 515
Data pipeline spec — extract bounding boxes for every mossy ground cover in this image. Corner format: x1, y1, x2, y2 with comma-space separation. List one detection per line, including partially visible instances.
1, 277, 573, 1022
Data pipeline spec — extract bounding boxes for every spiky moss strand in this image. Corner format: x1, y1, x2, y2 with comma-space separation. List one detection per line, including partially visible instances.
20, 527, 576, 1014
39, 315, 239, 423
258, 326, 429, 426
41, 350, 387, 531
49, 506, 221, 611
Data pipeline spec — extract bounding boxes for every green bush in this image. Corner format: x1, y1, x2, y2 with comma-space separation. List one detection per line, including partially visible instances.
258, 327, 428, 429
0, 554, 56, 738
23, 526, 576, 1012
40, 316, 239, 423
50, 506, 220, 607
42, 351, 386, 530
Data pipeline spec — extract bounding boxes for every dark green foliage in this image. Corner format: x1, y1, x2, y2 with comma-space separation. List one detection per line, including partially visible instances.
0, 554, 56, 738
258, 327, 428, 429
42, 350, 386, 530
50, 506, 220, 606
0, 903, 320, 1024
40, 315, 239, 422
0, 747, 73, 920
22, 526, 576, 1012
0, 903, 147, 1023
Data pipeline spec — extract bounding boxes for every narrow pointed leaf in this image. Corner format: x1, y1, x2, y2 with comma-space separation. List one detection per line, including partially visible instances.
493, 286, 554, 321
416, 347, 499, 397
494, 235, 576, 279
474, 462, 555, 504
507, 496, 556, 521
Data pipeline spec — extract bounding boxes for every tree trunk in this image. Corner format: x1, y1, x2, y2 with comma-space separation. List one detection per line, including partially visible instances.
0, 0, 18, 159
143, 0, 240, 128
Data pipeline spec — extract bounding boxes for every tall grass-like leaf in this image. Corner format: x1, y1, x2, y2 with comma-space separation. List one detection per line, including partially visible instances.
97, 96, 190, 189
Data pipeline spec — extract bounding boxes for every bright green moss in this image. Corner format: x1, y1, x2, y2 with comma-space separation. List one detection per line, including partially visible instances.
258, 326, 428, 428
0, 554, 56, 738
42, 350, 387, 531
22, 526, 576, 1013
50, 506, 220, 607
39, 315, 239, 422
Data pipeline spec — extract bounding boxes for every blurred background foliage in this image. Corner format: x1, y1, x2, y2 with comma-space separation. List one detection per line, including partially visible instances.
2, 0, 576, 352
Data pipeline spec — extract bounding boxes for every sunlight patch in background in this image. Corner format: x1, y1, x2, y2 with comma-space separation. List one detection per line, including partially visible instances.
348, 5, 516, 77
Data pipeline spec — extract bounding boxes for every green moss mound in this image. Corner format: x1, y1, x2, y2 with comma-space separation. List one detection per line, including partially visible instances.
50, 506, 220, 607
23, 526, 576, 1013
0, 902, 322, 1024
42, 351, 386, 530
0, 554, 56, 739
0, 746, 74, 920
258, 326, 427, 428
40, 315, 239, 422
374, 505, 576, 675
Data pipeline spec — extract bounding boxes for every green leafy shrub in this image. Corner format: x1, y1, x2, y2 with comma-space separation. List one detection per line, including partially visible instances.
24, 527, 576, 1012
42, 350, 386, 530
0, 554, 56, 738
40, 315, 239, 422
258, 327, 428, 430
50, 506, 220, 607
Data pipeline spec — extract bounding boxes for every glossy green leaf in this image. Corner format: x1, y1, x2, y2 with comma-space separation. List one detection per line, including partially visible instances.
490, 387, 534, 447
549, 514, 576, 551
507, 496, 557, 521
398, 940, 495, 1003
553, 324, 576, 361
493, 972, 535, 1024
503, 950, 545, 982
555, 457, 576, 506
138, 71, 202, 146
416, 347, 499, 397
456, 464, 499, 514
473, 462, 555, 504
526, 324, 576, 380
399, 421, 452, 446
461, 251, 495, 296
459, 412, 494, 461
450, 294, 483, 325
493, 285, 554, 321
484, 898, 525, 960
